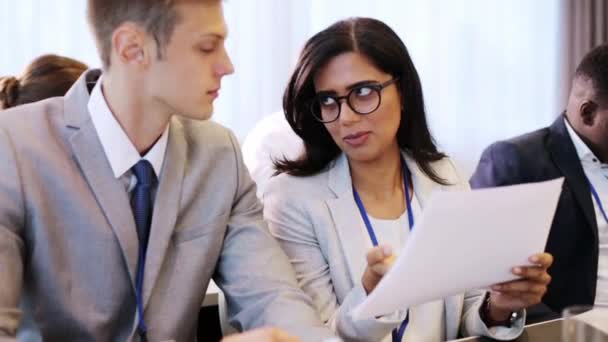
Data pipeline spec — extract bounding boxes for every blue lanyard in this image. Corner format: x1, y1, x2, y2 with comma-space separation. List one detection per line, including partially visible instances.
352, 156, 413, 342
588, 180, 608, 225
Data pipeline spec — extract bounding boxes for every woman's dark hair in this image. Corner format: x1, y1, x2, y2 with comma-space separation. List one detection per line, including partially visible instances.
0, 54, 88, 109
275, 17, 447, 184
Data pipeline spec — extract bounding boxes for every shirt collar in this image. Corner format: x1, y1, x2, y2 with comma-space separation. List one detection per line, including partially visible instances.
564, 117, 598, 163
87, 76, 169, 179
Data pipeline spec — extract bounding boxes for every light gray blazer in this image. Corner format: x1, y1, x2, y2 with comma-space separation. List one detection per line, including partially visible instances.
0, 70, 333, 342
263, 152, 524, 342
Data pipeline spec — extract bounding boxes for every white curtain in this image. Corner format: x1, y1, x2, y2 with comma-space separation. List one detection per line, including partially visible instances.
0, 1, 99, 73
0, 0, 564, 175
219, 0, 565, 175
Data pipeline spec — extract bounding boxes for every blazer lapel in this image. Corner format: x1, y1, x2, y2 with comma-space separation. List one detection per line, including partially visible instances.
326, 154, 373, 284
403, 153, 437, 209
143, 118, 187, 308
66, 70, 139, 285
547, 116, 598, 242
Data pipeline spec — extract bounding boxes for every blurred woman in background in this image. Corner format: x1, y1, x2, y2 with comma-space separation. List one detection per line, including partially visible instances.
0, 54, 87, 109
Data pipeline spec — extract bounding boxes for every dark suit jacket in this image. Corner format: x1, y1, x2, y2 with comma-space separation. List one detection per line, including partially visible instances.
470, 116, 599, 323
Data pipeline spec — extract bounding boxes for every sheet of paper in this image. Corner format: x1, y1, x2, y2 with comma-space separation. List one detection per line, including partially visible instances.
352, 178, 564, 321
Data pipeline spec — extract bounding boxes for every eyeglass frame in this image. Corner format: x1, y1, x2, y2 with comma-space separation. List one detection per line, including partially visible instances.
309, 77, 399, 123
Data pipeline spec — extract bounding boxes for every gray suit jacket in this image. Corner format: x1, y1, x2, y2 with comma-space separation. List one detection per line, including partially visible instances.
263, 152, 524, 341
0, 70, 332, 341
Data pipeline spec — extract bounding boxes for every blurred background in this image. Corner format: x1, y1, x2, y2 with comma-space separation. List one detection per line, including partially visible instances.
0, 0, 604, 175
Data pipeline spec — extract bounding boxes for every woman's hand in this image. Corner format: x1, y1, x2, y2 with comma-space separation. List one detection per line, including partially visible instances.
486, 253, 553, 322
362, 245, 395, 294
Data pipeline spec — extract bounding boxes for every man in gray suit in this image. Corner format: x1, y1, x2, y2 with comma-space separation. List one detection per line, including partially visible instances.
0, 1, 333, 341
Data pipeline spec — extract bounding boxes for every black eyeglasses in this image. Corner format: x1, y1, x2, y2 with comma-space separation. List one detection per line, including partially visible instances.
310, 78, 399, 123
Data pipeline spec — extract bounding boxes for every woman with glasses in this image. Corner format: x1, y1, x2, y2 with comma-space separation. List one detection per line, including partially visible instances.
263, 17, 553, 342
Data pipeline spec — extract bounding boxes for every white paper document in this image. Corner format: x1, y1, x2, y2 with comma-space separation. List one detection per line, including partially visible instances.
351, 178, 564, 321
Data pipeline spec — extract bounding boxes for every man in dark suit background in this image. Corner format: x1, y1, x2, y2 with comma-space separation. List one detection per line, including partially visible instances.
470, 44, 608, 323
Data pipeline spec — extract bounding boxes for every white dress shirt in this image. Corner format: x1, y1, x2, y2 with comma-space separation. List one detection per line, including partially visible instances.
369, 195, 446, 341
565, 119, 608, 306
87, 76, 169, 196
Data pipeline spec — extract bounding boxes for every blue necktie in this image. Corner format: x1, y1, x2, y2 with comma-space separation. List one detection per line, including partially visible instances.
130, 160, 156, 342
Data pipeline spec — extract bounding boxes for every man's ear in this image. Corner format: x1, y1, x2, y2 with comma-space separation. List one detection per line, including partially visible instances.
580, 100, 599, 126
112, 22, 147, 66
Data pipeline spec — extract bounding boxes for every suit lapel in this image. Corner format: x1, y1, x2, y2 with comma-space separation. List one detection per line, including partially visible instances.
326, 154, 373, 284
403, 153, 437, 209
143, 118, 187, 308
66, 70, 139, 285
547, 116, 598, 242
